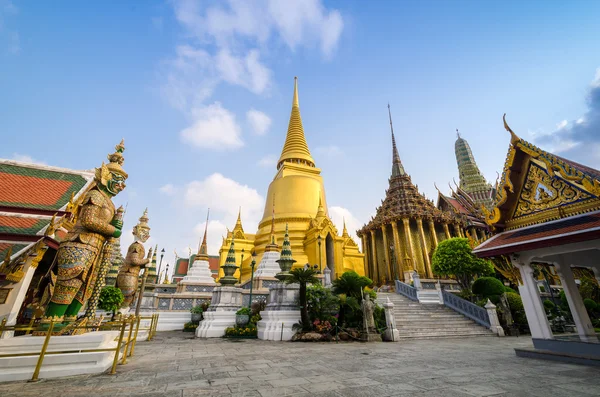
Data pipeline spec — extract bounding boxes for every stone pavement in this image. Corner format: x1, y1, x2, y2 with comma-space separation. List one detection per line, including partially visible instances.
3, 331, 600, 397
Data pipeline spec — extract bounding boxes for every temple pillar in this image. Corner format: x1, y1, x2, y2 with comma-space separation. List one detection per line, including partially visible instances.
381, 224, 392, 283
443, 223, 451, 240
402, 218, 416, 281
391, 221, 404, 281
369, 230, 378, 284
555, 261, 598, 342
361, 235, 369, 278
428, 219, 438, 249
453, 223, 462, 238
513, 259, 553, 340
416, 218, 432, 278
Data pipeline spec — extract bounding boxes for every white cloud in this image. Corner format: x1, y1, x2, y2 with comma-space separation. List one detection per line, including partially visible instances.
184, 172, 265, 233
592, 67, 600, 88
315, 145, 343, 157
329, 206, 361, 247
160, 184, 176, 196
246, 109, 272, 135
257, 154, 277, 167
556, 120, 568, 130
180, 102, 243, 150
215, 49, 271, 94
11, 153, 45, 165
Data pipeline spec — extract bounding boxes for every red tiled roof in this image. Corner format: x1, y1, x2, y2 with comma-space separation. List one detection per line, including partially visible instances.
555, 155, 600, 180
0, 215, 50, 234
474, 210, 600, 257
0, 242, 30, 262
0, 162, 92, 211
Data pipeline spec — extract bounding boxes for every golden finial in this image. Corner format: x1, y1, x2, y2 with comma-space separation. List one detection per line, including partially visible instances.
342, 217, 349, 238
1, 246, 12, 272
293, 76, 299, 108
503, 113, 520, 144
433, 182, 442, 195
197, 208, 210, 260
45, 213, 58, 238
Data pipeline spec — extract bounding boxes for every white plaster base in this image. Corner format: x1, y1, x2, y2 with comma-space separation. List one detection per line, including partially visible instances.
257, 310, 301, 341
0, 331, 119, 382
182, 259, 216, 284
196, 311, 236, 338
254, 251, 281, 278
153, 311, 191, 331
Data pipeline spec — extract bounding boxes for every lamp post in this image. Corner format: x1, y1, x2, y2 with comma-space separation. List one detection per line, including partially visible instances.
239, 248, 245, 284
318, 235, 322, 273
248, 250, 257, 308
157, 248, 165, 283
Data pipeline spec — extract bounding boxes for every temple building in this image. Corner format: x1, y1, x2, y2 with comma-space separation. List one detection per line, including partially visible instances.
217, 77, 365, 281
473, 115, 600, 362
0, 159, 95, 330
357, 107, 463, 284
172, 253, 219, 283
436, 132, 495, 242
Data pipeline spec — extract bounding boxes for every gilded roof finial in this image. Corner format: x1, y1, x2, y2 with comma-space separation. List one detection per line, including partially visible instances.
197, 208, 210, 260
342, 217, 349, 238
316, 193, 326, 218
277, 77, 315, 169
503, 113, 520, 145
433, 182, 443, 196
388, 103, 406, 177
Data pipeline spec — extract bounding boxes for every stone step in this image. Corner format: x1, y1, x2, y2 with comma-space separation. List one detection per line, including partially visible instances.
397, 326, 486, 332
396, 318, 474, 325
396, 333, 495, 340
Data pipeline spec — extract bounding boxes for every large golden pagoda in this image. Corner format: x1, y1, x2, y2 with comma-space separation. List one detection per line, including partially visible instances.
357, 106, 464, 284
217, 77, 365, 280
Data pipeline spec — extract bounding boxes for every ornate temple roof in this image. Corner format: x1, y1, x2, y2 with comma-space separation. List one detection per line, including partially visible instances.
277, 77, 315, 170
436, 183, 488, 229
0, 160, 94, 267
454, 131, 494, 209
480, 114, 600, 233
358, 107, 452, 234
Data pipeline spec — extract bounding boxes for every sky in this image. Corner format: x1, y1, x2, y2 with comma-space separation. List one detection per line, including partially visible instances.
2, 0, 600, 279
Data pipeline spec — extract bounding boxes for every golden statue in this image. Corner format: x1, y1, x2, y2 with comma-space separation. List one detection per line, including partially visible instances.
116, 209, 151, 308
42, 141, 127, 325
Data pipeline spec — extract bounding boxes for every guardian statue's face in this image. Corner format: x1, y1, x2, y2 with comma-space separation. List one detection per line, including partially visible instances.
133, 224, 150, 243
106, 173, 126, 196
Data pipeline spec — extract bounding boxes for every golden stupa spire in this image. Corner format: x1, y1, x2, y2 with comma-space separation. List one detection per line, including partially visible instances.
265, 197, 279, 252
277, 77, 315, 170
197, 208, 210, 261
316, 194, 326, 218
232, 207, 245, 238
388, 104, 406, 177
342, 217, 349, 238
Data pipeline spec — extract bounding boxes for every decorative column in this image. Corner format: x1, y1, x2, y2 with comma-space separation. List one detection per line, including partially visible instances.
402, 218, 416, 281
485, 300, 505, 336
428, 219, 438, 249
382, 297, 400, 342
513, 259, 553, 340
360, 235, 369, 278
390, 222, 404, 281
416, 218, 432, 279
381, 224, 392, 283
555, 262, 598, 342
453, 223, 462, 238
369, 229, 378, 284
443, 223, 451, 240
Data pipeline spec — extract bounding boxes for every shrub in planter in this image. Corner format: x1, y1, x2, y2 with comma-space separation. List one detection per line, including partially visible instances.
504, 286, 518, 294
224, 324, 257, 338
190, 305, 203, 322
236, 307, 251, 327
543, 299, 555, 312
99, 286, 124, 320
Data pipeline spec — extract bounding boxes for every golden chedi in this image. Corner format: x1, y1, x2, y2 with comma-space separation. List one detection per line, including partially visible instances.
218, 77, 365, 281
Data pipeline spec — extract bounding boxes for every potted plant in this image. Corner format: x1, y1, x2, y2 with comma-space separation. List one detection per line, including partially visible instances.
236, 307, 251, 327
190, 305, 203, 323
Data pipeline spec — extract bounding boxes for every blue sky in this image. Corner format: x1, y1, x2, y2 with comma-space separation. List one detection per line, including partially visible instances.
2, 0, 600, 277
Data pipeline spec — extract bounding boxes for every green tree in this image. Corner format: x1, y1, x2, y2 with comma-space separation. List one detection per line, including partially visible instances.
431, 238, 494, 291
285, 268, 320, 331
98, 286, 124, 320
332, 271, 373, 300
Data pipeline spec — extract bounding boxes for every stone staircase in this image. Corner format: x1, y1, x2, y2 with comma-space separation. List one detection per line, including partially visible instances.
377, 292, 494, 339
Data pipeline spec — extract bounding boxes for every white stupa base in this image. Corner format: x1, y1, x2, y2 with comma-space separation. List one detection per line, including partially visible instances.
195, 311, 237, 338
254, 250, 281, 278
257, 310, 301, 341
152, 311, 191, 331
0, 331, 119, 382
182, 259, 216, 284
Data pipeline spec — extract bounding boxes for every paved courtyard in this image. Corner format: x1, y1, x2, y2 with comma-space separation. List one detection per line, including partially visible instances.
3, 331, 600, 397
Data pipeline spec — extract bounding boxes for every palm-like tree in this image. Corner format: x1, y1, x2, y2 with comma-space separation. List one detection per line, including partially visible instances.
285, 267, 320, 331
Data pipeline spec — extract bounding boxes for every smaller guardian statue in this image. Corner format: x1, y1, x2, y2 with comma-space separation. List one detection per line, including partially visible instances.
116, 209, 151, 308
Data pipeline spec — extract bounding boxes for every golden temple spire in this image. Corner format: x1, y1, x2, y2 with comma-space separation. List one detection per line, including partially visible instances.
265, 198, 279, 252
232, 207, 245, 238
277, 77, 315, 170
316, 194, 326, 218
342, 217, 350, 238
197, 208, 210, 261
388, 104, 406, 177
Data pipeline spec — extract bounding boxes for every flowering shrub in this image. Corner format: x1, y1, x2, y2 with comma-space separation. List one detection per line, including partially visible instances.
313, 319, 333, 334
224, 324, 257, 337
